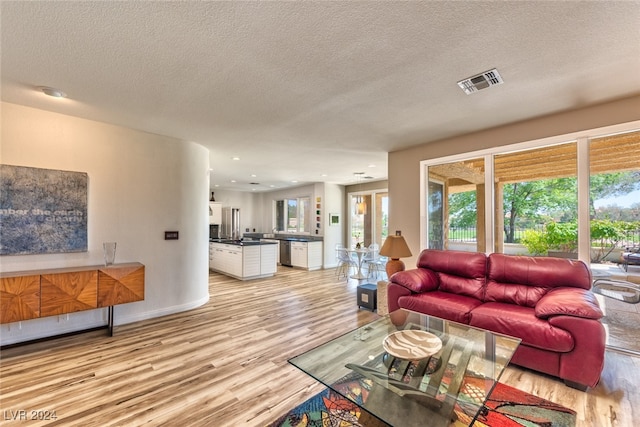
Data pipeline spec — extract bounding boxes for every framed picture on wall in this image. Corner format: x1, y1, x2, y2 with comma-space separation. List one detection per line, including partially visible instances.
329, 213, 340, 227
0, 164, 88, 255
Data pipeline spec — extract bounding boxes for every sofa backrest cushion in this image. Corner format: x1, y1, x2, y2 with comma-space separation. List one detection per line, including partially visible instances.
416, 249, 487, 300
486, 253, 592, 307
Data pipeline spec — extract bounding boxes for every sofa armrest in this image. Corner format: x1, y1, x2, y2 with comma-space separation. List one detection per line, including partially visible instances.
390, 269, 439, 294
535, 288, 603, 320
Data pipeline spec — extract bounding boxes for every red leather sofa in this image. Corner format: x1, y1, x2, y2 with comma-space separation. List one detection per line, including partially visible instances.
387, 249, 605, 390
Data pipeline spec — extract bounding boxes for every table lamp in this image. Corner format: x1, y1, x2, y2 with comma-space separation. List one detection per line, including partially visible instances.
379, 233, 412, 278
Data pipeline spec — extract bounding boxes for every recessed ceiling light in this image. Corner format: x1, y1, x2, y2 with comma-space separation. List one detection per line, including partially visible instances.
38, 86, 66, 98
368, 164, 376, 168
321, 174, 328, 177
232, 157, 240, 161
291, 180, 298, 183
250, 174, 257, 177
231, 180, 236, 183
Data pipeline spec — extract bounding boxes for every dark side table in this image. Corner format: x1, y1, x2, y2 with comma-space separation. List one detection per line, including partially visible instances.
357, 283, 377, 310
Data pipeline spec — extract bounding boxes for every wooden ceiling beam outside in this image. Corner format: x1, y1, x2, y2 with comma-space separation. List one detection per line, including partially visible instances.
429, 132, 639, 189
429, 161, 484, 185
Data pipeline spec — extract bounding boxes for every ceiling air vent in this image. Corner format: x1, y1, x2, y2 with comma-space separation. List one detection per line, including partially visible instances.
457, 68, 504, 95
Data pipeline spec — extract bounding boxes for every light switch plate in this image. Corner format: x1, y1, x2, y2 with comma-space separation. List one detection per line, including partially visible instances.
165, 231, 179, 240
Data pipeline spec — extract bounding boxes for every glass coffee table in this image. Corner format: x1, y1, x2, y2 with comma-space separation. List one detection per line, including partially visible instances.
289, 309, 520, 427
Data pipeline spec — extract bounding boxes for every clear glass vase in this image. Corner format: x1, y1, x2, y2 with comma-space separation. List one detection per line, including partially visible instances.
103, 242, 117, 266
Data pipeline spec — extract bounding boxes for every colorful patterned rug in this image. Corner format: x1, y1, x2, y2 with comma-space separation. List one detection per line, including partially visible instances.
268, 373, 576, 427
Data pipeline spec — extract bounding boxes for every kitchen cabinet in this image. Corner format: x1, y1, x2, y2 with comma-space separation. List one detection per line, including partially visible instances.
226, 246, 243, 278
290, 242, 306, 268
242, 246, 261, 277
260, 244, 278, 274
291, 241, 323, 271
209, 244, 221, 270
260, 239, 280, 264
209, 242, 277, 280
209, 243, 241, 276
209, 202, 222, 224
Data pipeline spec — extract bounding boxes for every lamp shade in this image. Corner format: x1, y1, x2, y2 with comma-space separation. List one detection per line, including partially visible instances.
379, 236, 412, 278
379, 236, 412, 259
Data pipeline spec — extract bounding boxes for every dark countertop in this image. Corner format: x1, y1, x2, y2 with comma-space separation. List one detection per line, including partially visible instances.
209, 239, 277, 246
242, 233, 323, 243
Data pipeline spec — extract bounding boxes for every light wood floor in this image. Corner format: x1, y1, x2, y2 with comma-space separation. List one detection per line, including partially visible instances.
1, 267, 638, 426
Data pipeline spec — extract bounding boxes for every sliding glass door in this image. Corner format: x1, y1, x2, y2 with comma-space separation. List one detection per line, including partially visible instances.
349, 191, 388, 249
589, 130, 640, 354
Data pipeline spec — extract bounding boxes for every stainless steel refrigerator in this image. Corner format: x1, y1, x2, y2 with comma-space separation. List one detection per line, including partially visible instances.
221, 207, 240, 240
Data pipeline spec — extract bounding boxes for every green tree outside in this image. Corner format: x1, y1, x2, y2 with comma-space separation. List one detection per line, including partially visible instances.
448, 171, 640, 253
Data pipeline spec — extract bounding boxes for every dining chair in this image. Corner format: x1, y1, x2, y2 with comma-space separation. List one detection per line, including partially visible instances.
336, 245, 357, 280
363, 243, 385, 279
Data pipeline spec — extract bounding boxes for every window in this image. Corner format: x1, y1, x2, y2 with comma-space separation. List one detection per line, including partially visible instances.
420, 123, 640, 262
494, 142, 577, 255
426, 158, 486, 252
427, 180, 444, 250
589, 130, 640, 262
275, 197, 310, 233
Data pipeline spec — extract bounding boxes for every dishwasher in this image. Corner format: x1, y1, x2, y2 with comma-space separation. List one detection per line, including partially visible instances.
279, 240, 292, 267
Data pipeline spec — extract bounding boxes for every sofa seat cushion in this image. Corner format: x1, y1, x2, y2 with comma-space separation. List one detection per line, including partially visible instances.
398, 291, 483, 324
470, 302, 574, 353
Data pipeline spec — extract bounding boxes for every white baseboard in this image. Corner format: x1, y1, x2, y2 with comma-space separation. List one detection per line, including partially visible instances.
1, 294, 211, 346
113, 294, 210, 326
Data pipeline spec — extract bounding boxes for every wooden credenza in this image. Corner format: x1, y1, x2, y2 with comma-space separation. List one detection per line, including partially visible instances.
0, 263, 144, 335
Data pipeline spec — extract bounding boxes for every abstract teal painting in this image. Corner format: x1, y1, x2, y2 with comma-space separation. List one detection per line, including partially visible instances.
0, 165, 88, 255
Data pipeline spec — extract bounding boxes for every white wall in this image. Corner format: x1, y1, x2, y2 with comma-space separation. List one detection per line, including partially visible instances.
323, 183, 345, 267
0, 103, 210, 345
211, 189, 259, 234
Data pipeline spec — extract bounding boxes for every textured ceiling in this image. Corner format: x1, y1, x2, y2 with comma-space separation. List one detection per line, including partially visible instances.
2, 1, 640, 191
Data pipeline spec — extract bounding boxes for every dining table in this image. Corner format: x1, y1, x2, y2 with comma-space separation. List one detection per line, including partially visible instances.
347, 247, 370, 280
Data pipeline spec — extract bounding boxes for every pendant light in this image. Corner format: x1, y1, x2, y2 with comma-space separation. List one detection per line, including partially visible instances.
354, 172, 367, 215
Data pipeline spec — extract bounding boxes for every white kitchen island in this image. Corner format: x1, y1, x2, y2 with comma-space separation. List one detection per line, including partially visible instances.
209, 240, 277, 280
